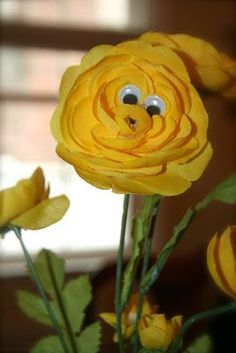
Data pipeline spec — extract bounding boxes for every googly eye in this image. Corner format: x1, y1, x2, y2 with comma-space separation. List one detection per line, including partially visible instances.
119, 84, 141, 105
144, 95, 165, 117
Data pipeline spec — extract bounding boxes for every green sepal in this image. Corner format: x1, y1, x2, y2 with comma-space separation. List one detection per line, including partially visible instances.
121, 195, 161, 307
63, 275, 92, 334
76, 321, 101, 353
183, 334, 213, 353
30, 336, 64, 353
33, 249, 65, 298
0, 225, 11, 238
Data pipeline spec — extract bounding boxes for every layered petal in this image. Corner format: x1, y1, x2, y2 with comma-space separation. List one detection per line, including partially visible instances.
139, 314, 183, 349
0, 168, 70, 230
51, 34, 213, 195
100, 293, 156, 342
140, 32, 236, 99
207, 226, 236, 299
11, 196, 70, 230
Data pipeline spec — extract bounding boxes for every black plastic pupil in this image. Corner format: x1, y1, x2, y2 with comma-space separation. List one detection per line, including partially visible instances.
147, 105, 161, 117
123, 94, 138, 105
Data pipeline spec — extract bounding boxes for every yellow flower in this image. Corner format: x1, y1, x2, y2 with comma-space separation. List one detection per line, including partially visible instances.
51, 35, 212, 196
100, 293, 156, 341
0, 167, 70, 230
139, 313, 182, 349
140, 32, 236, 99
207, 225, 236, 299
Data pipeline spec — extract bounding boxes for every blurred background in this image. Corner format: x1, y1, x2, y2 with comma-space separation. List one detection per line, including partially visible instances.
0, 1, 236, 352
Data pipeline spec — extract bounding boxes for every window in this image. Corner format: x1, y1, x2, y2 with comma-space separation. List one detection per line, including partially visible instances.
0, 0, 151, 274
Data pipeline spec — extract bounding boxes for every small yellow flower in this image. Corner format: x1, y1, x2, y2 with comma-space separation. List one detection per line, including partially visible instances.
207, 225, 236, 299
0, 167, 70, 230
100, 293, 156, 341
139, 313, 182, 349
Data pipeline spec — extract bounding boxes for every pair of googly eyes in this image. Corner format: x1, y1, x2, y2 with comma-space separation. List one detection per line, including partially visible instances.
119, 84, 165, 117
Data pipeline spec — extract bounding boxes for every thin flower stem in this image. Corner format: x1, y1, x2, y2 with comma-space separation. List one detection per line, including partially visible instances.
133, 197, 161, 353
115, 194, 130, 353
169, 301, 236, 353
44, 251, 78, 353
13, 227, 70, 353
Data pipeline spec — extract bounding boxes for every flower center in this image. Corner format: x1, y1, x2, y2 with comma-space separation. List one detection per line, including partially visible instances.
125, 116, 138, 131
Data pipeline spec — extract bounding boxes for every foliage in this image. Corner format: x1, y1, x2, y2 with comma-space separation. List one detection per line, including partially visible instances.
184, 334, 213, 353
17, 249, 101, 353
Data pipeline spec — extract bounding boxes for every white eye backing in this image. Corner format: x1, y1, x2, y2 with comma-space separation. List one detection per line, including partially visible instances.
119, 84, 141, 105
144, 95, 165, 117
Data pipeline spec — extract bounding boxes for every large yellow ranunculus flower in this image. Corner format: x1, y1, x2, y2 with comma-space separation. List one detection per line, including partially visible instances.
51, 36, 213, 195
139, 313, 182, 349
0, 167, 70, 230
207, 225, 236, 299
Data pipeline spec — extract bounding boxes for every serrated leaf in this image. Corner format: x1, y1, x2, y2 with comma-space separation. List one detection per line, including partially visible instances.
63, 275, 92, 334
17, 290, 52, 327
122, 195, 161, 307
33, 249, 65, 298
30, 336, 64, 353
76, 322, 101, 353
17, 290, 63, 328
184, 334, 213, 353
195, 173, 236, 211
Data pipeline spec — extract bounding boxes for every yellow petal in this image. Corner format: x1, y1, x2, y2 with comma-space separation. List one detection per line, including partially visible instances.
0, 167, 45, 228
197, 66, 230, 92
139, 315, 167, 349
11, 195, 70, 230
112, 170, 191, 196
218, 226, 236, 297
207, 232, 235, 298
141, 32, 236, 97
59, 65, 81, 101
99, 313, 116, 327
114, 40, 190, 81
175, 143, 213, 181
80, 44, 114, 72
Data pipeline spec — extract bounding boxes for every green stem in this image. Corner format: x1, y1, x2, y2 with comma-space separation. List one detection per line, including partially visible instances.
115, 194, 130, 353
169, 301, 236, 353
133, 197, 160, 353
44, 251, 78, 353
13, 227, 70, 353
141, 209, 196, 295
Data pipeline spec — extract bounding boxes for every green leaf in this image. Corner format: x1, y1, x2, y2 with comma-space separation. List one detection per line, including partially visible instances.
17, 290, 52, 327
76, 322, 101, 353
33, 249, 65, 298
63, 275, 92, 334
121, 195, 161, 307
184, 334, 213, 353
195, 172, 236, 211
31, 336, 64, 353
